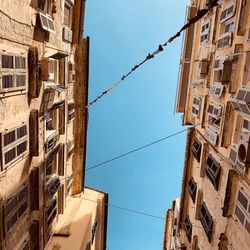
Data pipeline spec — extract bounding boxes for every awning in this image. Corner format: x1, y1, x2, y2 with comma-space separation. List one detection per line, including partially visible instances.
49, 51, 69, 60
47, 84, 66, 93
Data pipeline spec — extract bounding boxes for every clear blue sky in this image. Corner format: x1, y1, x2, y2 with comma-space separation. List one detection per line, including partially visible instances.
84, 1, 188, 249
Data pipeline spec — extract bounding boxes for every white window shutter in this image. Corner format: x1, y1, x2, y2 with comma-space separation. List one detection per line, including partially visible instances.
38, 12, 55, 33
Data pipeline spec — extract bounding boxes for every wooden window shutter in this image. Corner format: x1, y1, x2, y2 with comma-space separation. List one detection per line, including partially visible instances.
222, 59, 232, 83
28, 47, 39, 98
29, 110, 39, 157
59, 104, 65, 135
59, 58, 66, 87
30, 167, 39, 211
222, 170, 234, 217
30, 220, 39, 250
58, 144, 65, 176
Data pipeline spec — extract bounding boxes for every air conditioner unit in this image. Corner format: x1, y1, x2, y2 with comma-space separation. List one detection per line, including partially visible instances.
229, 133, 250, 174
209, 83, 224, 97
63, 26, 73, 43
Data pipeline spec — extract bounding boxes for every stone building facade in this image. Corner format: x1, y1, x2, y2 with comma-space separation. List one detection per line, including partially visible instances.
164, 0, 250, 249
0, 1, 108, 249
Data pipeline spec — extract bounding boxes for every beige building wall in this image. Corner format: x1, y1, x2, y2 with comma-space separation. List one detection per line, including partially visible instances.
46, 188, 108, 250
169, 0, 250, 249
0, 1, 101, 250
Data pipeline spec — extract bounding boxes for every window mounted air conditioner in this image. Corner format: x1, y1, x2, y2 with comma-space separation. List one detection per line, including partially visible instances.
63, 26, 73, 43
209, 83, 224, 97
204, 126, 218, 146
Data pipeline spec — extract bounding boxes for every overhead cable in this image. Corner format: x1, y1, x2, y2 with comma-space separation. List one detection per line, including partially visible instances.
86, 0, 219, 108
86, 107, 232, 171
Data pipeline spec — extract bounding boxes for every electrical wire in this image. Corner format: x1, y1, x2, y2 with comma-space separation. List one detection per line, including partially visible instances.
86, 0, 219, 108
86, 105, 237, 171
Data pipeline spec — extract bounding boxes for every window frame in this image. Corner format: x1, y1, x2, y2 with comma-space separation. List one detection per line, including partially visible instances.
200, 202, 213, 242
184, 216, 192, 243
234, 188, 250, 235
192, 138, 202, 162
0, 52, 27, 93
220, 2, 236, 24
3, 184, 28, 235
187, 177, 197, 203
192, 96, 201, 117
1, 123, 29, 171
205, 154, 221, 190
200, 19, 210, 44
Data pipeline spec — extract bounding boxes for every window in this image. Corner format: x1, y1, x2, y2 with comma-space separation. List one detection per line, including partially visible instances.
200, 202, 213, 242
68, 102, 75, 122
192, 96, 201, 117
63, 1, 73, 42
45, 102, 63, 152
200, 20, 210, 43
217, 32, 233, 49
184, 216, 192, 243
220, 3, 236, 23
230, 85, 250, 115
64, 4, 71, 27
91, 220, 98, 244
205, 155, 221, 190
3, 185, 28, 235
187, 177, 197, 203
235, 188, 250, 234
46, 198, 57, 228
242, 119, 250, 132
192, 138, 202, 162
38, 0, 54, 15
207, 103, 222, 119
0, 53, 27, 93
45, 145, 61, 178
47, 176, 60, 198
1, 123, 28, 170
